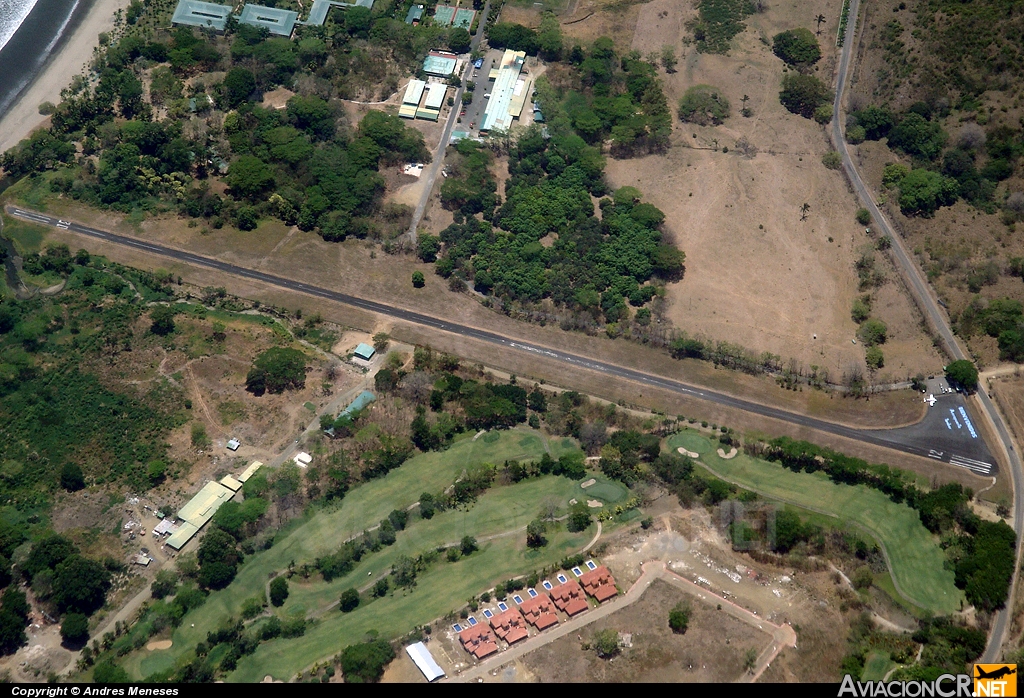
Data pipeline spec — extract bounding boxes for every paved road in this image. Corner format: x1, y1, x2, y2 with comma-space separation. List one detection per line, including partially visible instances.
405, 0, 492, 243
5, 205, 995, 473
829, 0, 1022, 660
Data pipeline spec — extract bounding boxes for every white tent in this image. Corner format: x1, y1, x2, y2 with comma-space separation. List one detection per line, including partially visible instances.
405, 642, 445, 682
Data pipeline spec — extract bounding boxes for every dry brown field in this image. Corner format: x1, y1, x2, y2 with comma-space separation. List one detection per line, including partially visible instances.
597, 0, 943, 380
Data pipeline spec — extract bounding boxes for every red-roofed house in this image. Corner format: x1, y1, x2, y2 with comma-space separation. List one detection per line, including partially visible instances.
550, 580, 589, 616
459, 625, 499, 660
489, 608, 529, 644
518, 594, 559, 630
580, 565, 618, 603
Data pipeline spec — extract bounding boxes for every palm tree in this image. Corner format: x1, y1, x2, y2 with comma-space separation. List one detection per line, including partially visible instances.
815, 14, 826, 35
800, 202, 811, 220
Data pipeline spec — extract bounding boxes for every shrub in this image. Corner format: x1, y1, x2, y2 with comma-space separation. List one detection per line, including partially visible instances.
677, 85, 730, 125
61, 612, 90, 645
858, 318, 888, 346
779, 74, 831, 118
821, 151, 842, 170
813, 104, 833, 124
772, 28, 821, 65
846, 125, 866, 143
668, 602, 690, 633
412, 271, 425, 288
340, 588, 360, 612
865, 346, 884, 369
855, 208, 871, 225
245, 347, 308, 396
593, 628, 619, 657
269, 577, 288, 607
897, 169, 959, 216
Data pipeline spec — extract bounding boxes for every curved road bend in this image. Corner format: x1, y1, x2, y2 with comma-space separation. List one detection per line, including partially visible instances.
5, 205, 986, 467
831, 0, 1022, 660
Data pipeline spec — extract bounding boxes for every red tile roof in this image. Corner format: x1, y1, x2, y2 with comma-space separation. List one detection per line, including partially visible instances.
534, 612, 559, 630
580, 565, 617, 602
474, 641, 498, 659
505, 626, 529, 644
564, 597, 589, 616
550, 580, 585, 610
489, 608, 528, 642
518, 594, 556, 627
459, 625, 499, 659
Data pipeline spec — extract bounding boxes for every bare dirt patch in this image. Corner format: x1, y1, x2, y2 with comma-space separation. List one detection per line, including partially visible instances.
603, 0, 942, 379
261, 88, 295, 110
518, 578, 769, 682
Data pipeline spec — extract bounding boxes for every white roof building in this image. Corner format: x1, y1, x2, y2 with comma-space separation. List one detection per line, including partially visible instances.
405, 642, 445, 682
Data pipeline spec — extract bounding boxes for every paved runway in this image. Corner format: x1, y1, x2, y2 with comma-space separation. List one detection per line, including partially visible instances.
5, 205, 996, 475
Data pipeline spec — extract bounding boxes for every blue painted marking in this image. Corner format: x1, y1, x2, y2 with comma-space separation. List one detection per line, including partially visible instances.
950, 409, 962, 429
945, 418, 952, 430
958, 406, 978, 438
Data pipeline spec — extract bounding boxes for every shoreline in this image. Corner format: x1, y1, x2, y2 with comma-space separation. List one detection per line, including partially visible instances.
0, 0, 130, 155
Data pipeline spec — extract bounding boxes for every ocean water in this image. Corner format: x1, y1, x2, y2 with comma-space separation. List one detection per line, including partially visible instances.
0, 0, 41, 53
0, 0, 90, 124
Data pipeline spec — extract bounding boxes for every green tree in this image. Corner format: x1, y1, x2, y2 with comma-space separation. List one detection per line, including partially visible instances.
149, 305, 176, 336
945, 360, 979, 391
668, 602, 690, 633
448, 28, 472, 54
772, 28, 821, 65
537, 12, 563, 61
865, 346, 884, 369
60, 612, 90, 645
93, 661, 130, 683
340, 587, 360, 612
888, 113, 946, 160
412, 271, 425, 288
23, 535, 78, 580
855, 208, 871, 225
269, 576, 289, 607
567, 502, 592, 532
60, 463, 85, 491
779, 73, 831, 118
226, 155, 275, 201
340, 638, 395, 683
526, 520, 547, 548
246, 347, 308, 395
345, 6, 372, 36
52, 556, 111, 615
222, 68, 257, 109
150, 569, 178, 600
897, 169, 959, 216
772, 509, 805, 553
678, 85, 730, 125
460, 535, 478, 556
857, 318, 888, 346
593, 628, 620, 657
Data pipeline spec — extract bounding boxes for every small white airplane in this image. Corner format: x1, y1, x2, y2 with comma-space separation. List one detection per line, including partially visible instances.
925, 394, 937, 407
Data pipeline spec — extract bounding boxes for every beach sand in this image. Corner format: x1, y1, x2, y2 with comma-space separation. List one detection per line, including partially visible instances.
0, 0, 130, 155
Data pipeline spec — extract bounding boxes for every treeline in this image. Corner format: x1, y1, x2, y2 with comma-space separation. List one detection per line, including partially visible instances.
955, 296, 1024, 362
433, 130, 682, 320
1, 15, 432, 239
848, 102, 1022, 217
748, 437, 1015, 612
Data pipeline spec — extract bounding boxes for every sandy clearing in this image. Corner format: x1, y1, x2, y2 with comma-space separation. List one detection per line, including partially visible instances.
0, 0, 131, 155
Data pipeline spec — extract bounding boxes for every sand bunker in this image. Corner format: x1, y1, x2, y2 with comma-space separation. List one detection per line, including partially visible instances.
146, 640, 173, 651
677, 447, 700, 458
587, 500, 603, 508
580, 478, 597, 489
717, 448, 738, 460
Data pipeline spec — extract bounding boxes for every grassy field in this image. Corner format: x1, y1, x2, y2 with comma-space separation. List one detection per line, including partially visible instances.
1, 213, 46, 255
665, 431, 963, 615
125, 428, 587, 678
230, 526, 592, 682
862, 650, 897, 681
